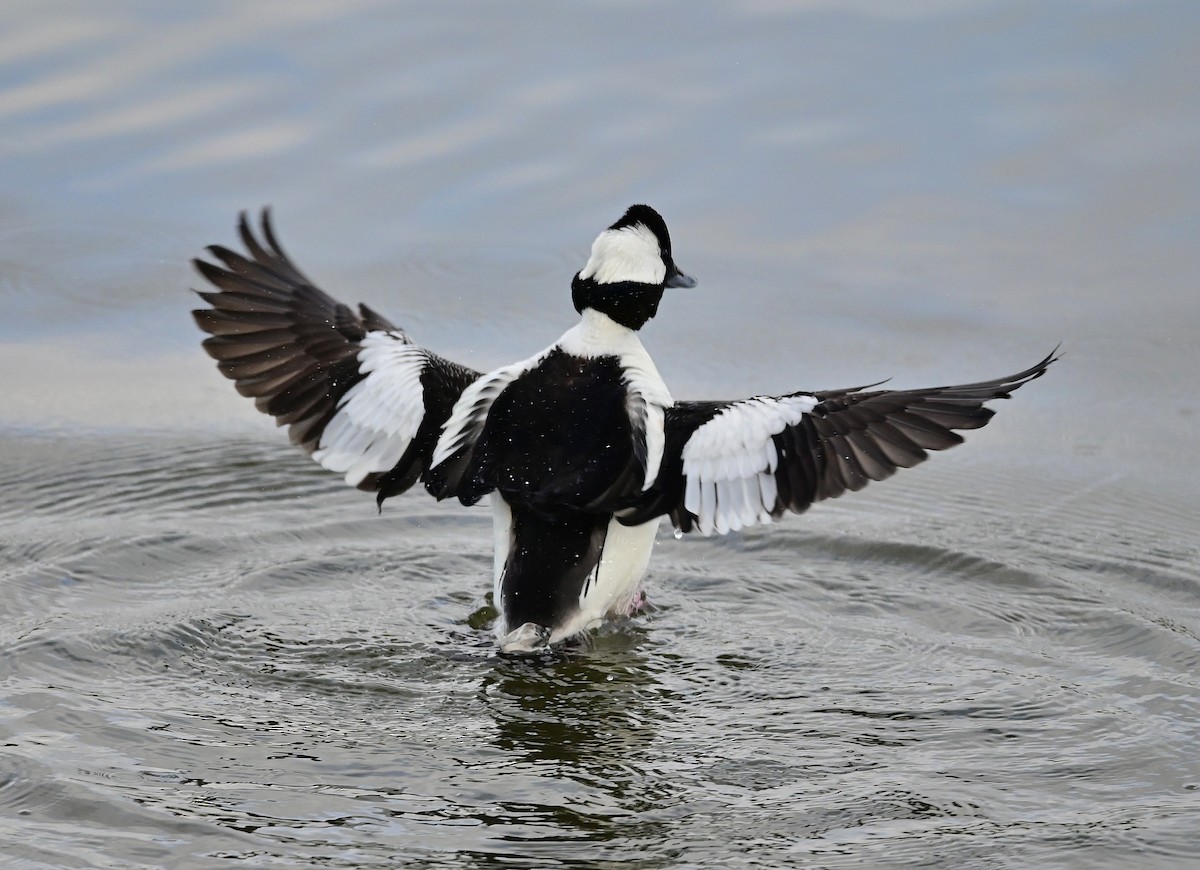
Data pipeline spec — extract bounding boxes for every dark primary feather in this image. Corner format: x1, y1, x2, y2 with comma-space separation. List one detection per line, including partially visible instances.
620, 349, 1059, 531
191, 209, 480, 502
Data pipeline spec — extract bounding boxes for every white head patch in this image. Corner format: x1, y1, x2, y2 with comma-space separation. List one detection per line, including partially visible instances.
578, 223, 666, 286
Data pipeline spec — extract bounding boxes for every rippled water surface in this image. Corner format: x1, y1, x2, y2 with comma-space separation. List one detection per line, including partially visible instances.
3, 2, 1199, 867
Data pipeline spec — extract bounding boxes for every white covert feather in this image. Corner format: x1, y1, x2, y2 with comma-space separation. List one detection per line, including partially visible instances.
681, 394, 819, 535
312, 332, 428, 487
625, 365, 670, 490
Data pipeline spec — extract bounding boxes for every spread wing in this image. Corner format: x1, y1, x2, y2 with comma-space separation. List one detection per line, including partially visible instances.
620, 350, 1058, 535
192, 209, 481, 506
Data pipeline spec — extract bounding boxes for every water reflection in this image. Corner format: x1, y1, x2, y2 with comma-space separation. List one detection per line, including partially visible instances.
483, 630, 665, 775
468, 632, 705, 861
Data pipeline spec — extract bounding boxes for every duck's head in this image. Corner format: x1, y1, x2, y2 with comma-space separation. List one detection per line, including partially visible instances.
571, 204, 696, 330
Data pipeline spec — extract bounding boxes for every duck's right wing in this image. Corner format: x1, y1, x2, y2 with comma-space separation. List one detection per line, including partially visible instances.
620, 351, 1058, 535
192, 209, 481, 507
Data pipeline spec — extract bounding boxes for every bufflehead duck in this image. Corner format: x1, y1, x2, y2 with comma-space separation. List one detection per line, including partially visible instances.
193, 205, 1056, 653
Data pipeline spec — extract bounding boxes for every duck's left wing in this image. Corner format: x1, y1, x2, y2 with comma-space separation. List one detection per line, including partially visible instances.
620, 351, 1058, 535
192, 209, 481, 507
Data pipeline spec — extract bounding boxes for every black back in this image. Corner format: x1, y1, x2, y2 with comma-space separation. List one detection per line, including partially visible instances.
460, 349, 640, 515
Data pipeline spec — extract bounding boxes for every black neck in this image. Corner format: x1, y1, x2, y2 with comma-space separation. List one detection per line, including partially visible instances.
571, 275, 664, 330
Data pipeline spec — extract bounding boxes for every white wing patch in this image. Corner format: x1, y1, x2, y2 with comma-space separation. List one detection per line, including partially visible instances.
313, 332, 428, 487
681, 395, 819, 535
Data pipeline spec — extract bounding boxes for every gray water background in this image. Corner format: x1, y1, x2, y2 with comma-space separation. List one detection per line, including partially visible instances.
2, 2, 1199, 867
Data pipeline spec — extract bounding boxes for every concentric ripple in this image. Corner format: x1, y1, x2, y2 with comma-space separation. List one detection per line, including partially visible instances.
6, 429, 1197, 866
